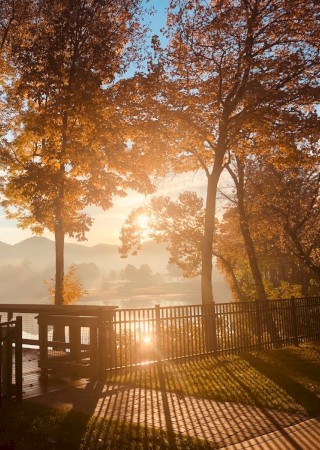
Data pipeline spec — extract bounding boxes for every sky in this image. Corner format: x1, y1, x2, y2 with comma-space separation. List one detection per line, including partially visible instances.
0, 171, 213, 246
0, 0, 226, 247
0, 0, 179, 247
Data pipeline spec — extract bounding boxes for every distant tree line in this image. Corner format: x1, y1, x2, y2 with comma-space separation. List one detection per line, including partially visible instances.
107, 263, 182, 285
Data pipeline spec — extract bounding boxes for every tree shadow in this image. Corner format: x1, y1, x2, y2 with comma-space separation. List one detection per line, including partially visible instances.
14, 346, 320, 449
251, 344, 320, 385
243, 352, 320, 417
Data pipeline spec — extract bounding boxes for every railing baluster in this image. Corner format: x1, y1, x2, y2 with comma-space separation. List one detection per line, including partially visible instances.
1, 298, 319, 377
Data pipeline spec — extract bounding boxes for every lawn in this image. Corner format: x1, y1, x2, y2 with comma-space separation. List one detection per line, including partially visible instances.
0, 402, 205, 450
1, 341, 320, 449
112, 341, 320, 416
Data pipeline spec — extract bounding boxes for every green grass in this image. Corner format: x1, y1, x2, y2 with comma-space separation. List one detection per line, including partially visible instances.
1, 341, 320, 449
0, 402, 208, 450
112, 341, 320, 416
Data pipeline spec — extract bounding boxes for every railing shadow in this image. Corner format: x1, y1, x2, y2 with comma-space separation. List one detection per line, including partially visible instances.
27, 353, 319, 449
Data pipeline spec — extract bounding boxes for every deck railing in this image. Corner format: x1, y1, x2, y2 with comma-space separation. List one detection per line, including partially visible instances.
110, 297, 320, 369
0, 316, 23, 405
0, 297, 319, 374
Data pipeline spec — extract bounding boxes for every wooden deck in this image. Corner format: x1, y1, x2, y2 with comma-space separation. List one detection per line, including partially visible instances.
22, 348, 86, 399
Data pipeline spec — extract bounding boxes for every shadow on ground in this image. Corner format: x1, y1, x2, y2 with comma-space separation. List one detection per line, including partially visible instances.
5, 343, 320, 449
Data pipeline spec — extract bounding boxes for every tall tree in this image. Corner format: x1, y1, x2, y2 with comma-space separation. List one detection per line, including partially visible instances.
248, 155, 320, 283
0, 0, 30, 151
1, 0, 152, 304
122, 0, 320, 304
0, 0, 29, 72
167, 0, 319, 304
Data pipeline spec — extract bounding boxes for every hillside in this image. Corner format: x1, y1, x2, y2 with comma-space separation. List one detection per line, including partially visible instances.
0, 236, 169, 273
0, 236, 232, 304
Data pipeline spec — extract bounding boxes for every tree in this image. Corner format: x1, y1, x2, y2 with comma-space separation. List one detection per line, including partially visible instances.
0, 0, 30, 162
121, 0, 320, 304
120, 153, 319, 301
121, 264, 138, 282
0, 0, 28, 75
167, 262, 182, 282
217, 132, 320, 299
244, 153, 320, 285
1, 0, 152, 304
44, 264, 87, 304
137, 264, 153, 284
120, 191, 204, 277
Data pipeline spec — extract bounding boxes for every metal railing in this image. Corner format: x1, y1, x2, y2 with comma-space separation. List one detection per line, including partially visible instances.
0, 316, 23, 405
0, 297, 319, 374
110, 297, 320, 369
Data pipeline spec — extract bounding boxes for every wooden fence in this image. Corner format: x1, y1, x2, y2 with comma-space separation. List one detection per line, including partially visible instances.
0, 316, 23, 405
0, 297, 319, 375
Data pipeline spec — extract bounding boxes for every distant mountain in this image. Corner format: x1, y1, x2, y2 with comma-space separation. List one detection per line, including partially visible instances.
0, 236, 171, 273
0, 236, 232, 302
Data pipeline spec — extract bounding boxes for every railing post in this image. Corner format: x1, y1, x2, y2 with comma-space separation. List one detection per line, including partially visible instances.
14, 316, 23, 401
38, 315, 49, 378
256, 301, 262, 351
0, 325, 2, 406
211, 302, 217, 355
291, 297, 299, 346
155, 305, 162, 363
89, 324, 98, 376
69, 325, 82, 363
98, 310, 107, 378
2, 323, 12, 397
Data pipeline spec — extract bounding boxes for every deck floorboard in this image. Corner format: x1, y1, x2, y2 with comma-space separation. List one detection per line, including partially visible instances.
21, 348, 85, 399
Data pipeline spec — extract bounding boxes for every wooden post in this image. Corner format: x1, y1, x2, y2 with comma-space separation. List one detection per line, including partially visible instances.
291, 297, 299, 347
69, 325, 82, 362
38, 316, 49, 378
90, 325, 98, 376
14, 316, 23, 402
0, 325, 2, 406
2, 324, 12, 397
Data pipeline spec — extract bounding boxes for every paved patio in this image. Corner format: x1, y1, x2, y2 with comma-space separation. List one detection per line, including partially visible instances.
27, 377, 319, 449
19, 349, 320, 448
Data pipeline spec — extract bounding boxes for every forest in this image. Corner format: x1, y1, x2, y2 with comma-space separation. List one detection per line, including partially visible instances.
0, 0, 319, 306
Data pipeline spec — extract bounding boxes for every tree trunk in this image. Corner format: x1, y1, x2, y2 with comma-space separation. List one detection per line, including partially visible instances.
214, 253, 246, 302
238, 207, 267, 301
55, 112, 68, 305
202, 174, 216, 305
54, 214, 64, 306
201, 127, 227, 305
233, 159, 281, 346
53, 208, 65, 345
235, 161, 267, 301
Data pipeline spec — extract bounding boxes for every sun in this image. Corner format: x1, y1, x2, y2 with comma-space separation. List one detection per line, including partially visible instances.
136, 213, 150, 230
143, 335, 152, 345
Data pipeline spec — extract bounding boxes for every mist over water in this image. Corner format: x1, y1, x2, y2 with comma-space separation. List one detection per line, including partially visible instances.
0, 237, 231, 307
